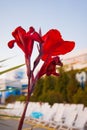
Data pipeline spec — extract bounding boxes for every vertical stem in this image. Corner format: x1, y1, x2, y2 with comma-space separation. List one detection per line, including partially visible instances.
17, 79, 31, 130
17, 100, 30, 130
17, 56, 31, 130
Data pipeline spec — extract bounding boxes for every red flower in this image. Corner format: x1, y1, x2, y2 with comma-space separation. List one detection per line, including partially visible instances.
41, 29, 75, 60
8, 26, 43, 57
38, 56, 63, 79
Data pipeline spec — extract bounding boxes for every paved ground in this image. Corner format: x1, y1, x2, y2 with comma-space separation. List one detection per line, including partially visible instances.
0, 117, 31, 130
0, 116, 50, 130
0, 105, 48, 130
0, 105, 55, 130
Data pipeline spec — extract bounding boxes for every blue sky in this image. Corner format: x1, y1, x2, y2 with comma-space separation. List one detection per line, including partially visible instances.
0, 0, 87, 72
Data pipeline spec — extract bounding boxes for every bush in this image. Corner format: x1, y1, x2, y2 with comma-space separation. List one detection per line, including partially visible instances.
5, 95, 16, 103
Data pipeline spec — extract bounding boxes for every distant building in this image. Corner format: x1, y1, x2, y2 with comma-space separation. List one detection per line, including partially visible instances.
0, 67, 28, 103
62, 52, 87, 70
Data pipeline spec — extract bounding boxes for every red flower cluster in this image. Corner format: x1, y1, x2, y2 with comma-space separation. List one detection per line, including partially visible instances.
8, 26, 75, 78
8, 26, 75, 130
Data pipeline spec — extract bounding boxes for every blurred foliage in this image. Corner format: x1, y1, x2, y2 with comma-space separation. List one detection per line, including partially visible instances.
0, 64, 25, 75
5, 95, 16, 103
5, 66, 87, 106
31, 67, 87, 106
5, 95, 27, 103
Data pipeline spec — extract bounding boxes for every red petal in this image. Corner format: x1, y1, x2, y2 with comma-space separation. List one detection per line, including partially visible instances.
31, 32, 43, 43
52, 41, 75, 55
8, 40, 15, 48
42, 29, 62, 42
12, 26, 26, 40
25, 28, 43, 56
42, 29, 62, 52
41, 29, 75, 61
12, 26, 26, 53
46, 63, 55, 76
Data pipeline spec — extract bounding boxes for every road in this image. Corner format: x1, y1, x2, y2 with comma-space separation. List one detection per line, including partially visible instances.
0, 116, 47, 130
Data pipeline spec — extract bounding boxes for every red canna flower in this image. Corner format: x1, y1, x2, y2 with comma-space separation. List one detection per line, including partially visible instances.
41, 29, 75, 61
38, 56, 63, 79
7, 26, 75, 130
8, 26, 26, 52
8, 26, 43, 57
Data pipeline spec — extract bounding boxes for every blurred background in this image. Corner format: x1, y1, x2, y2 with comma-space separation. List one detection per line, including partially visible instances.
0, 0, 87, 105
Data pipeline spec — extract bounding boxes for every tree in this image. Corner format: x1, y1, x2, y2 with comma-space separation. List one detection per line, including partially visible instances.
73, 85, 87, 106
66, 70, 79, 103
55, 67, 69, 102
30, 78, 44, 101
42, 76, 56, 93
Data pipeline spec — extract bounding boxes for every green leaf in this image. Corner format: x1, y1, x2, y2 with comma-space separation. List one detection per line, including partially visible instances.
0, 56, 16, 63
0, 64, 25, 75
